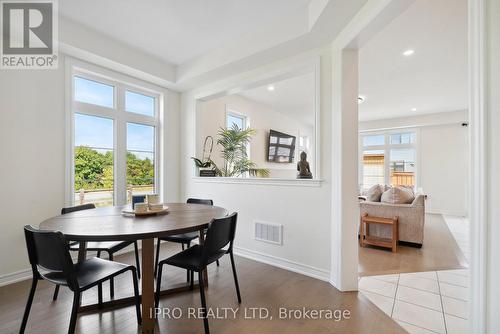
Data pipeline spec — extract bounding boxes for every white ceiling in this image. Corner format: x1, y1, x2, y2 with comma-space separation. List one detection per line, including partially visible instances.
59, 0, 312, 66
238, 72, 315, 126
359, 0, 468, 121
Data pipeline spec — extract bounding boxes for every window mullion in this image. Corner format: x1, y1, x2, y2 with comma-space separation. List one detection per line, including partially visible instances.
115, 84, 127, 206
384, 135, 390, 186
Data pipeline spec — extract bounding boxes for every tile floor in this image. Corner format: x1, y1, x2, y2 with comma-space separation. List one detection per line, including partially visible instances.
443, 215, 470, 264
359, 270, 469, 334
359, 215, 471, 334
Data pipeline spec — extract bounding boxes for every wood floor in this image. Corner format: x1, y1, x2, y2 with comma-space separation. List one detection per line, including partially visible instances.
0, 243, 406, 334
359, 214, 468, 276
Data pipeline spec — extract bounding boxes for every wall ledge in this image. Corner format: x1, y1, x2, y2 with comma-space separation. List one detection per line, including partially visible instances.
192, 177, 324, 187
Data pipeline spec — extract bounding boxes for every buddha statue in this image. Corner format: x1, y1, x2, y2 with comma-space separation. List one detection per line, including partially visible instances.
297, 151, 313, 179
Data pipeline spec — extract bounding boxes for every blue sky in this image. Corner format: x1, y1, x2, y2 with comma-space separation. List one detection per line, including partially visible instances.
75, 114, 154, 159
74, 77, 155, 160
74, 76, 114, 108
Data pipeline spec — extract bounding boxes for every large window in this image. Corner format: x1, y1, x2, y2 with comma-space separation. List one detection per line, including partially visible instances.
70, 66, 160, 207
359, 131, 417, 191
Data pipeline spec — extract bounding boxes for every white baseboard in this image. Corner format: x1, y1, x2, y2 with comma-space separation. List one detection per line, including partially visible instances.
233, 246, 330, 282
1, 244, 331, 287
426, 209, 467, 217
0, 268, 32, 287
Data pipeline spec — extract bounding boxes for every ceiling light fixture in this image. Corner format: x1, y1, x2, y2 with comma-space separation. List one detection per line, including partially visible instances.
411, 108, 417, 111
358, 95, 366, 104
267, 85, 275, 91
403, 49, 415, 57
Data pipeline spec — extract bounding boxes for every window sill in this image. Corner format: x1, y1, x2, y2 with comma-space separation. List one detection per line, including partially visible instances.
192, 177, 324, 187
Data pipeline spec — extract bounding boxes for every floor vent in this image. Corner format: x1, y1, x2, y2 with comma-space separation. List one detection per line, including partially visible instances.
254, 221, 283, 245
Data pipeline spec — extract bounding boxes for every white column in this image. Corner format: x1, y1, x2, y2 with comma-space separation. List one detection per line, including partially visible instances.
331, 48, 359, 291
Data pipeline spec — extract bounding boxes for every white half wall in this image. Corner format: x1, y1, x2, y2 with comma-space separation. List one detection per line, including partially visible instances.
359, 110, 469, 216
197, 94, 314, 179
181, 48, 333, 278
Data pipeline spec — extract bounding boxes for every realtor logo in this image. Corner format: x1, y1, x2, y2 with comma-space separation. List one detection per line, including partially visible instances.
1, 0, 58, 69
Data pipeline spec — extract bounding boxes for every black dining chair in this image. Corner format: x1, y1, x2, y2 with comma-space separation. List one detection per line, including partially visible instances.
52, 203, 141, 301
154, 198, 219, 279
21, 226, 141, 334
155, 212, 241, 334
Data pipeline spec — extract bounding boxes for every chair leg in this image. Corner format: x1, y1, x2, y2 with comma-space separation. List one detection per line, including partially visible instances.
52, 285, 60, 301
109, 252, 114, 299
95, 251, 103, 304
186, 242, 191, 282
155, 264, 164, 309
216, 259, 220, 267
154, 239, 161, 277
198, 272, 210, 334
20, 278, 38, 334
98, 283, 103, 308
190, 270, 194, 290
181, 243, 185, 251
134, 241, 141, 279
68, 291, 81, 334
131, 268, 142, 325
229, 251, 242, 303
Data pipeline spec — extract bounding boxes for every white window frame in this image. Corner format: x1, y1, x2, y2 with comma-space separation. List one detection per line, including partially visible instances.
358, 128, 420, 191
225, 107, 251, 160
66, 59, 162, 206
225, 109, 248, 130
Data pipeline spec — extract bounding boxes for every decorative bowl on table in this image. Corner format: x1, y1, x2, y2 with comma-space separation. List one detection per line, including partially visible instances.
122, 203, 169, 216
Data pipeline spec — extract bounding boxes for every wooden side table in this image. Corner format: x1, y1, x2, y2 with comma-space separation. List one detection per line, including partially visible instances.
360, 213, 399, 252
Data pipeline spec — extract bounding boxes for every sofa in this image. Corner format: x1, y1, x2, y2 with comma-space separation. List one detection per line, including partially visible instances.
359, 193, 425, 246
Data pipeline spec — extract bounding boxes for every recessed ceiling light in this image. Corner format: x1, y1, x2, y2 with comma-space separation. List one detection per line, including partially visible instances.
403, 49, 415, 57
267, 85, 275, 91
358, 95, 366, 104
411, 108, 417, 111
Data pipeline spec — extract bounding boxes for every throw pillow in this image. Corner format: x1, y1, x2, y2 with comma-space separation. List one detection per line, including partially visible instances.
381, 186, 415, 204
364, 184, 384, 202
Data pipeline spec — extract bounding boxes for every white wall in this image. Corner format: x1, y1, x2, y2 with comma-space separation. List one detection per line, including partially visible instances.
0, 55, 181, 281
0, 59, 66, 279
197, 94, 314, 179
359, 110, 469, 216
486, 0, 500, 331
181, 48, 332, 279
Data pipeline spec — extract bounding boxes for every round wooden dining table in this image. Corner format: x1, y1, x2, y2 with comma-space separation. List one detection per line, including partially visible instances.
39, 203, 228, 334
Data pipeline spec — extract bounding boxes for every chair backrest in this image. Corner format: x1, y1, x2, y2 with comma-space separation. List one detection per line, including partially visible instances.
202, 213, 237, 262
187, 198, 213, 206
61, 203, 96, 215
24, 226, 77, 288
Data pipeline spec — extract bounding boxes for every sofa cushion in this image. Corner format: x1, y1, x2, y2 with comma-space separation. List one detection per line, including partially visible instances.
364, 184, 384, 202
381, 186, 415, 204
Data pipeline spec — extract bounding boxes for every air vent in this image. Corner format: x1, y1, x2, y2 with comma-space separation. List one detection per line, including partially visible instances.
254, 221, 283, 245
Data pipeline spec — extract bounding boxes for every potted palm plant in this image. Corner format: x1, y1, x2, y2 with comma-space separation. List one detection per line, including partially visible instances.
193, 124, 269, 178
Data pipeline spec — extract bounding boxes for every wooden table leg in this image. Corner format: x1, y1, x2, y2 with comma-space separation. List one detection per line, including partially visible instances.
77, 241, 87, 263
141, 238, 155, 333
198, 229, 208, 287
